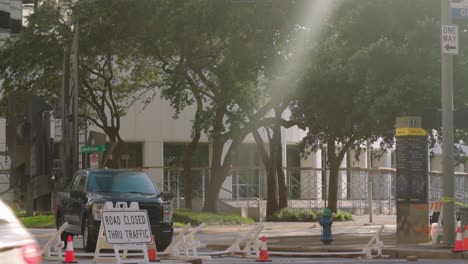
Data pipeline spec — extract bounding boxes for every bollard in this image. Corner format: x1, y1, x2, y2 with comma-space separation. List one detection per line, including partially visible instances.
319, 208, 334, 244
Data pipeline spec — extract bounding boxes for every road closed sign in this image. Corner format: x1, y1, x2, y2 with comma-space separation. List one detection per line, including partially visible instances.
102, 210, 152, 244
441, 24, 459, 55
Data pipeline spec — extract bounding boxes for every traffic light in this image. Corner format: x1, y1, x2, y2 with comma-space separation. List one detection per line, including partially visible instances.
6, 92, 52, 214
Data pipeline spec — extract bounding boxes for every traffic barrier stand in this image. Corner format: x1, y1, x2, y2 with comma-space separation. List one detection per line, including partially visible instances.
230, 223, 264, 258
93, 222, 123, 263
93, 202, 149, 264
63, 235, 77, 263
40, 222, 68, 261
148, 235, 159, 262
191, 223, 265, 258
162, 223, 210, 261
464, 225, 468, 251
361, 225, 385, 258
430, 206, 458, 245
453, 226, 464, 252
256, 236, 271, 262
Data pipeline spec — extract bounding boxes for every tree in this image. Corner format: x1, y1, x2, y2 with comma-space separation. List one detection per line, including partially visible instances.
253, 103, 290, 219
0, 0, 158, 174
138, 0, 301, 212
291, 0, 447, 212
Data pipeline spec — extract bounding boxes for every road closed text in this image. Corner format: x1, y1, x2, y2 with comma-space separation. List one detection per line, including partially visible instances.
104, 214, 147, 225
102, 211, 152, 244
106, 229, 150, 240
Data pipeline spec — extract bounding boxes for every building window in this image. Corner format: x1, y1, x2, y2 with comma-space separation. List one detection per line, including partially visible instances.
126, 142, 143, 168
163, 143, 209, 198
101, 142, 143, 169
0, 10, 10, 31
287, 145, 301, 199
9, 18, 19, 34
231, 144, 261, 199
163, 143, 209, 167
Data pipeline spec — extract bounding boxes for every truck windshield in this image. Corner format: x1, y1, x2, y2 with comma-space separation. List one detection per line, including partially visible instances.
88, 171, 159, 194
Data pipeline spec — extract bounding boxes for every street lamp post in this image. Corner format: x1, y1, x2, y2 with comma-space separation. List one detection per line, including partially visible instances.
441, 0, 456, 244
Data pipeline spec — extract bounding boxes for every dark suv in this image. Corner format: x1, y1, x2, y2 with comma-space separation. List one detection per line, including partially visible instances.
55, 169, 173, 252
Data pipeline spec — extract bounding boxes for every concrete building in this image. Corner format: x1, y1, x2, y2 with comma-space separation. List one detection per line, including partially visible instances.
0, 0, 22, 203
0, 0, 21, 47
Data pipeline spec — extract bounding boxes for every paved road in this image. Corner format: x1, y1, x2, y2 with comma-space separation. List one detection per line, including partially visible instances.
39, 255, 468, 264
33, 227, 395, 264
31, 215, 462, 263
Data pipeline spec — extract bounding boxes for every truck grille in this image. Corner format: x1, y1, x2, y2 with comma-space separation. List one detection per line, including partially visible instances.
139, 204, 163, 224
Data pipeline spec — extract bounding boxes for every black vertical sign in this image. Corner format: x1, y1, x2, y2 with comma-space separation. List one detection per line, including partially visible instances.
396, 130, 428, 203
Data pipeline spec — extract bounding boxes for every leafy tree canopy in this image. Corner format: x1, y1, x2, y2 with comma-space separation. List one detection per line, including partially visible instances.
292, 0, 447, 152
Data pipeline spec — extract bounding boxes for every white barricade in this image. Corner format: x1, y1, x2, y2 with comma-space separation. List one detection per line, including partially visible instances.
93, 201, 150, 264
221, 223, 264, 258
162, 223, 210, 261
40, 222, 68, 261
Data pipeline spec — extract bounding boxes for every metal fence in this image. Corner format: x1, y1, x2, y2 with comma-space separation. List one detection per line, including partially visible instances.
153, 166, 468, 215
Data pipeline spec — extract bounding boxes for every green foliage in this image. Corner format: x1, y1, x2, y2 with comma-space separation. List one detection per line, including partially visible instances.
15, 209, 255, 228
272, 208, 317, 222
15, 210, 26, 218
290, 0, 457, 212
332, 211, 353, 222
14, 208, 350, 228
173, 209, 255, 225
19, 215, 55, 228
137, 0, 304, 212
272, 208, 352, 222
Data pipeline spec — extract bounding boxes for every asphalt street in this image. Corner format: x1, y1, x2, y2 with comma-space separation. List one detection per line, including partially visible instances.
31, 215, 463, 263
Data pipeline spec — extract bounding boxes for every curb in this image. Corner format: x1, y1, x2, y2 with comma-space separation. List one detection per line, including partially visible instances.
205, 243, 468, 259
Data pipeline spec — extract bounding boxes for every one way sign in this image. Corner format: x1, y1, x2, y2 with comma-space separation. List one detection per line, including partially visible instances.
441, 25, 459, 55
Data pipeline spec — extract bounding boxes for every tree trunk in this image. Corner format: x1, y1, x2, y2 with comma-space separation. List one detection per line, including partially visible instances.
183, 93, 203, 209
106, 130, 125, 169
327, 139, 340, 213
203, 163, 227, 212
253, 130, 278, 220
275, 130, 288, 209
183, 130, 200, 209
202, 136, 235, 212
265, 162, 278, 219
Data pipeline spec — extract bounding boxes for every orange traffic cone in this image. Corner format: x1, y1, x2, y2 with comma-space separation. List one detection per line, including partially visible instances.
453, 227, 464, 252
148, 235, 159, 262
464, 225, 468, 251
256, 236, 271, 262
63, 235, 77, 263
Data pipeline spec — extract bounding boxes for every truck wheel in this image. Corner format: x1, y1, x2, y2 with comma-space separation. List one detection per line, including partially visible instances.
56, 214, 70, 248
82, 217, 97, 252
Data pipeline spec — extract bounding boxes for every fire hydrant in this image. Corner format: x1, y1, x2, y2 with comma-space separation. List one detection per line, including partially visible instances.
319, 208, 333, 244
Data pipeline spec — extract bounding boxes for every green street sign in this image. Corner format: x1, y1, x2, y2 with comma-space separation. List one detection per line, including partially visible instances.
81, 145, 106, 153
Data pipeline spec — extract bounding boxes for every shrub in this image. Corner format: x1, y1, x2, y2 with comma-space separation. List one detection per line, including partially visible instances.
272, 208, 317, 222
20, 215, 55, 228
333, 211, 353, 221
273, 208, 352, 222
173, 209, 255, 225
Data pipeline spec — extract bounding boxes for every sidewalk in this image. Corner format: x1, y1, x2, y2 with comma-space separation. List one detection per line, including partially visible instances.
189, 214, 468, 259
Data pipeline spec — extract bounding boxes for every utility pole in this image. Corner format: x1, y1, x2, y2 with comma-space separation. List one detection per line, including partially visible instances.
441, 0, 455, 244
367, 140, 373, 224
60, 49, 70, 190
60, 21, 79, 188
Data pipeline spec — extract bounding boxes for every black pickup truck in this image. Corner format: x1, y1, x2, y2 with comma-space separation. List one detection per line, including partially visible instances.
55, 169, 173, 252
